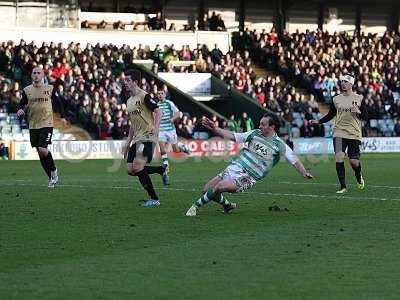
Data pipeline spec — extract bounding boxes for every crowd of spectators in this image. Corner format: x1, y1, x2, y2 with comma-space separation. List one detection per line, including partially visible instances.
235, 28, 400, 136
81, 10, 226, 32
0, 37, 333, 139
0, 39, 259, 140
2, 29, 400, 140
198, 11, 226, 31
150, 42, 321, 137
0, 39, 147, 139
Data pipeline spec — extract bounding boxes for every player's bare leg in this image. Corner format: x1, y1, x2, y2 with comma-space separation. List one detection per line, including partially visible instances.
159, 141, 169, 166
202, 176, 222, 193
335, 151, 347, 194
350, 158, 364, 189
127, 158, 146, 176
159, 141, 190, 186
186, 178, 237, 216
37, 147, 58, 188
128, 158, 160, 207
212, 179, 238, 213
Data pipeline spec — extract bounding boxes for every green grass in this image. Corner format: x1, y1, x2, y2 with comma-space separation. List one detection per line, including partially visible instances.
1, 154, 400, 299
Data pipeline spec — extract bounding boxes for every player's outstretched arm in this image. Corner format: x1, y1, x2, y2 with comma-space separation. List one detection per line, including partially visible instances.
309, 102, 337, 125
293, 161, 313, 179
202, 117, 235, 141
284, 144, 313, 179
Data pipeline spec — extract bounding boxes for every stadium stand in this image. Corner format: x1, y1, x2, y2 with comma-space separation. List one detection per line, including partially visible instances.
152, 43, 321, 137
234, 28, 400, 137
0, 39, 237, 140
0, 28, 398, 140
79, 9, 229, 32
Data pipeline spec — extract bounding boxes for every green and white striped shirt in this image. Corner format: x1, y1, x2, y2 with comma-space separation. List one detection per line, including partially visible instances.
233, 130, 298, 181
158, 99, 179, 132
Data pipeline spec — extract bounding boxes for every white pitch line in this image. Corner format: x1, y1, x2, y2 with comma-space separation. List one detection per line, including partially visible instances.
2, 178, 400, 190
279, 181, 400, 190
2, 182, 400, 202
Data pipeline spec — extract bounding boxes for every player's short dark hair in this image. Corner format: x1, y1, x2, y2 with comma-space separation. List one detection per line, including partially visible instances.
125, 69, 141, 82
263, 113, 281, 132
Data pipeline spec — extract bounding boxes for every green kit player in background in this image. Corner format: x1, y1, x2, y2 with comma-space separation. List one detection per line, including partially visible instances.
186, 114, 313, 216
156, 88, 191, 185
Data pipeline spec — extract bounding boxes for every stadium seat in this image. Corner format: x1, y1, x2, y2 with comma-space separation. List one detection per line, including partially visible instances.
386, 119, 395, 130
292, 112, 301, 119
381, 124, 393, 136
369, 119, 378, 128
1, 125, 11, 133
378, 119, 386, 127
324, 125, 332, 137
294, 118, 303, 128
291, 127, 300, 138
11, 125, 21, 134
378, 123, 391, 136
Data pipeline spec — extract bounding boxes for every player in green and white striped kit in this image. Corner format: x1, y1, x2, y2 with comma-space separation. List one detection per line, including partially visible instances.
186, 114, 313, 216
157, 89, 191, 185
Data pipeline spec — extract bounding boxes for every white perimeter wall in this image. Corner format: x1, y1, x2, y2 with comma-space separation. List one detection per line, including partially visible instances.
0, 27, 231, 53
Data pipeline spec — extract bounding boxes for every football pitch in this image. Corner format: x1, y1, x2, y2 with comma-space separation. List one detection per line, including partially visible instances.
1, 154, 400, 299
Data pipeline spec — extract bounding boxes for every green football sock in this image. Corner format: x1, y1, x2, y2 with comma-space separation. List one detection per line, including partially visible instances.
213, 194, 231, 207
161, 154, 169, 166
194, 188, 215, 208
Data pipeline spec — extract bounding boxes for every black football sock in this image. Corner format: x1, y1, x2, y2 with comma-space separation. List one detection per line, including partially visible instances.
39, 156, 51, 178
352, 162, 362, 184
46, 152, 56, 172
336, 162, 346, 189
144, 165, 165, 175
136, 169, 159, 200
